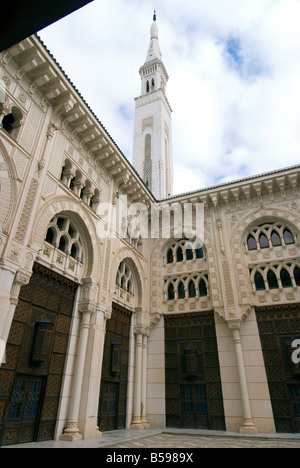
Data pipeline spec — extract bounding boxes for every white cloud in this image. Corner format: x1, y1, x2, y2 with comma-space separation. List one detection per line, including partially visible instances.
39, 0, 300, 196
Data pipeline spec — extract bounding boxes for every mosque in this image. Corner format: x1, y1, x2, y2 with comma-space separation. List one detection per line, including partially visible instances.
0, 13, 299, 445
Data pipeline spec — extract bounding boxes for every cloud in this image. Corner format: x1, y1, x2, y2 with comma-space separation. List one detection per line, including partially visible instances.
39, 0, 300, 196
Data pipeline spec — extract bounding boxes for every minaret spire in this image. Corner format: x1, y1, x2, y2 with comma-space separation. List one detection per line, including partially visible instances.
146, 10, 161, 62
132, 13, 173, 199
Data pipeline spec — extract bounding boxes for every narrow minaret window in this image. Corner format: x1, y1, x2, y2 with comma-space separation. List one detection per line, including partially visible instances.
144, 134, 152, 190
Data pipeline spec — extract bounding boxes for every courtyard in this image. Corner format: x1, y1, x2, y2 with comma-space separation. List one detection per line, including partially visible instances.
3, 429, 300, 449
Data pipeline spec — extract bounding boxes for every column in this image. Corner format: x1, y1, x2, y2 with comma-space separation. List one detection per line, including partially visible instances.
141, 333, 149, 427
60, 309, 91, 441
131, 332, 144, 428
79, 305, 111, 439
229, 321, 258, 434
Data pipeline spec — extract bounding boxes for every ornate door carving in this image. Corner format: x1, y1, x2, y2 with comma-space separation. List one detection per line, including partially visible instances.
98, 303, 132, 432
165, 312, 225, 430
0, 264, 77, 446
256, 304, 300, 433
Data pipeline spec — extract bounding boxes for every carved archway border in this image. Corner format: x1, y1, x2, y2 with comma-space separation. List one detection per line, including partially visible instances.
229, 207, 300, 320
150, 229, 225, 321
231, 207, 300, 250
29, 197, 100, 280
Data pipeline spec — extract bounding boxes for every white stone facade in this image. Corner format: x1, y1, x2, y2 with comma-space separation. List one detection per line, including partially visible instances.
0, 25, 300, 445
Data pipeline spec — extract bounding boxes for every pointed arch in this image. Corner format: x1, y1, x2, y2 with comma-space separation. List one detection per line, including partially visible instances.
247, 235, 257, 251
176, 246, 183, 263
167, 247, 174, 264
283, 228, 295, 245
280, 267, 293, 288
199, 278, 208, 297
188, 280, 196, 298
178, 281, 185, 299
168, 283, 175, 301
267, 269, 279, 290
271, 230, 281, 247
254, 271, 265, 291
294, 266, 300, 287
259, 233, 269, 249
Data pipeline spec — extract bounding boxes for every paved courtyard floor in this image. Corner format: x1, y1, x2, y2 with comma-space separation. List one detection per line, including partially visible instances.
3, 428, 300, 449
105, 432, 300, 449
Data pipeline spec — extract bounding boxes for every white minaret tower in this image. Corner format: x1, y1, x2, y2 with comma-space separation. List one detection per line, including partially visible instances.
132, 11, 173, 199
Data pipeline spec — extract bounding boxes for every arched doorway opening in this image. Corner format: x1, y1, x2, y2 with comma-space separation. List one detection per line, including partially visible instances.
0, 212, 92, 446
98, 258, 141, 432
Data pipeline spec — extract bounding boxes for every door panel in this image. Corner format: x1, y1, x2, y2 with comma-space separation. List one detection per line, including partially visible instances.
256, 304, 300, 433
98, 303, 132, 432
165, 312, 225, 431
99, 383, 119, 432
2, 375, 44, 445
0, 264, 77, 446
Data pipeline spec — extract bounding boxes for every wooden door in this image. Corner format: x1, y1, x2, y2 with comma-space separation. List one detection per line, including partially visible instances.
3, 375, 45, 445
256, 304, 300, 433
0, 264, 77, 446
98, 303, 132, 432
99, 383, 119, 432
165, 312, 225, 431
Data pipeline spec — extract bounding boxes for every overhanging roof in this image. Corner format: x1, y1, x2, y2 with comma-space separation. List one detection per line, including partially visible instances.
0, 0, 94, 53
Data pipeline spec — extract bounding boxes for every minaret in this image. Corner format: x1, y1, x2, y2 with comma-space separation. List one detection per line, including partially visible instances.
132, 11, 173, 199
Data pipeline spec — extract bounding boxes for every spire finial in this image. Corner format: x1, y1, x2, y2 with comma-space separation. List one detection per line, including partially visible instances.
153, 10, 157, 21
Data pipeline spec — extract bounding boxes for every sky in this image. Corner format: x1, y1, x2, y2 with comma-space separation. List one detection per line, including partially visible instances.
39, 0, 300, 196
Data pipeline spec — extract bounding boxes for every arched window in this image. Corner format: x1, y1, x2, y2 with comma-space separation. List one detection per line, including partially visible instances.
283, 229, 295, 245
167, 248, 174, 264
259, 234, 269, 249
294, 267, 300, 287
280, 268, 293, 288
178, 281, 185, 300
168, 283, 175, 301
254, 272, 265, 291
199, 279, 208, 297
121, 276, 126, 290
116, 261, 135, 297
58, 236, 68, 254
188, 280, 196, 298
176, 247, 183, 263
44, 215, 84, 261
127, 280, 133, 294
146, 81, 150, 93
196, 247, 204, 259
271, 231, 281, 247
267, 270, 279, 290
1, 113, 14, 133
1, 106, 23, 138
247, 235, 257, 251
186, 247, 194, 261
70, 243, 79, 260
45, 227, 56, 245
